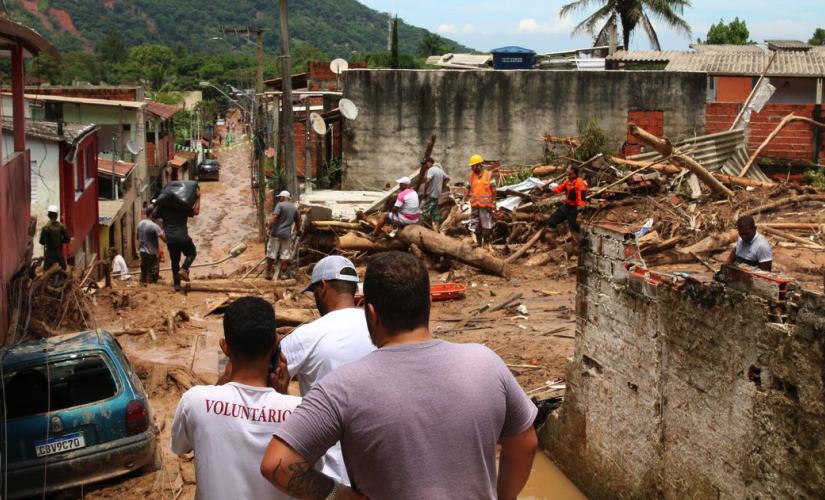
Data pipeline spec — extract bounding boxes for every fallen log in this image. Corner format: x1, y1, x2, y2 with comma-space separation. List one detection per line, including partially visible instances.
337, 232, 408, 252
629, 124, 733, 197
761, 223, 825, 230
761, 226, 824, 249
531, 165, 567, 176
412, 133, 438, 193
678, 230, 738, 254
741, 113, 825, 177
504, 229, 544, 264
740, 194, 825, 218
712, 173, 776, 189
611, 157, 682, 174
396, 225, 508, 277
641, 235, 685, 256
277, 308, 318, 327
311, 221, 365, 231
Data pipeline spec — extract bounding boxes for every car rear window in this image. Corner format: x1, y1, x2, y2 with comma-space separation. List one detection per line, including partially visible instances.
2, 355, 118, 419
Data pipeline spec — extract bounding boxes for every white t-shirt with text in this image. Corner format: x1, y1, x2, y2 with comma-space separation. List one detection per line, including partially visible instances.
281, 307, 376, 485
171, 382, 303, 500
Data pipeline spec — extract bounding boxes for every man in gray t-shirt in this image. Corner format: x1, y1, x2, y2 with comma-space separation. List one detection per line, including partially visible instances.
726, 215, 773, 272
137, 207, 165, 284
266, 190, 302, 280
421, 158, 449, 230
262, 252, 538, 500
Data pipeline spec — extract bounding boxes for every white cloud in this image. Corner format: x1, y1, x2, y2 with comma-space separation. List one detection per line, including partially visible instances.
516, 15, 572, 34
438, 23, 475, 35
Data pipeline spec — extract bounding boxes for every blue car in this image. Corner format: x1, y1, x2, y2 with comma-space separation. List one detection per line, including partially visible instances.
1, 330, 158, 498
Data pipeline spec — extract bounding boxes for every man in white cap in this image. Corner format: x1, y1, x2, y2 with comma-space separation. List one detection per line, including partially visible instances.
276, 255, 375, 486
39, 205, 72, 271
266, 190, 302, 280
372, 176, 420, 236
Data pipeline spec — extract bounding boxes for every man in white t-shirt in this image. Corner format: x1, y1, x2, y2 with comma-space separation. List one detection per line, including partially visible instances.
278, 256, 375, 485
726, 215, 773, 272
372, 176, 420, 236
171, 297, 301, 500
108, 247, 132, 281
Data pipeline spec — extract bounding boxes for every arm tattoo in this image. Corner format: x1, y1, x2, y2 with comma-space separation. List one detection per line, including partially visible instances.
271, 459, 334, 500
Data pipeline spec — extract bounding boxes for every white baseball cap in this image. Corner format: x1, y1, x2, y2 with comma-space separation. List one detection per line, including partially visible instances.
47, 205, 59, 214
302, 255, 360, 293
277, 190, 291, 199
396, 176, 411, 185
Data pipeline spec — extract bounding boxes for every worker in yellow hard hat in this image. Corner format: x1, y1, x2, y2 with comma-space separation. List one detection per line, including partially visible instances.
461, 155, 496, 248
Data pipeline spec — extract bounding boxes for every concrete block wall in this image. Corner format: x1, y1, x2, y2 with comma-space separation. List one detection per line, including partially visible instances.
706, 102, 824, 163
542, 224, 825, 499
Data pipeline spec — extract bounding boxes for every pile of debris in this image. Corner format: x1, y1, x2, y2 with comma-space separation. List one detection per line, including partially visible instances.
296, 124, 825, 282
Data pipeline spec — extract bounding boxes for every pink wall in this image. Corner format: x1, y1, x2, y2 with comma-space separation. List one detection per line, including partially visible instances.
0, 150, 32, 341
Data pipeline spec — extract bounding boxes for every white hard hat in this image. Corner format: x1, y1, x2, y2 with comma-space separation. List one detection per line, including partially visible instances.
396, 176, 411, 186
277, 190, 291, 199
47, 205, 59, 214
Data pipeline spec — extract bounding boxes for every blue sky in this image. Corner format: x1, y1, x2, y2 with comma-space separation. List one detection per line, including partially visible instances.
359, 0, 825, 53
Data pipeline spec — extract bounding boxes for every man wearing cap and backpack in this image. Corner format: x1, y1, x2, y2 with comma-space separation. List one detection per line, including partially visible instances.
39, 205, 72, 271
266, 190, 302, 280
372, 176, 420, 236
275, 255, 375, 486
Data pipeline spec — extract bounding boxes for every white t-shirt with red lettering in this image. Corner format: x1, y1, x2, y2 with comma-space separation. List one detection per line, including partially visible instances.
171, 382, 303, 500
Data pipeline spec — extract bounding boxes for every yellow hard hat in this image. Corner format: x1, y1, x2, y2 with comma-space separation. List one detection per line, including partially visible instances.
469, 154, 484, 166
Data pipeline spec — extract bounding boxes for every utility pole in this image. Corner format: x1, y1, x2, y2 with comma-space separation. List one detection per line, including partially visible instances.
279, 0, 298, 197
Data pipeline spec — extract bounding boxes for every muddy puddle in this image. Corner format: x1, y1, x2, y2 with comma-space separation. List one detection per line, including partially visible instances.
520, 451, 587, 499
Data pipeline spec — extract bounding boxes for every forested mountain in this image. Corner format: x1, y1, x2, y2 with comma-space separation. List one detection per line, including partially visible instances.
5, 0, 470, 57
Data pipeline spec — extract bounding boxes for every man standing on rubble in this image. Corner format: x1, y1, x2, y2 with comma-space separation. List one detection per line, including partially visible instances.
39, 205, 71, 271
726, 215, 773, 271
544, 164, 587, 236
154, 189, 200, 290
372, 176, 420, 236
172, 296, 300, 500
275, 255, 375, 486
137, 206, 165, 285
421, 157, 449, 231
463, 155, 496, 248
266, 190, 302, 281
261, 252, 538, 500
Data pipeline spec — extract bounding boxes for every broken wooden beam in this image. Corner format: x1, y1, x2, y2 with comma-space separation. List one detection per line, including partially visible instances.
504, 229, 544, 264
741, 113, 825, 177
740, 194, 825, 218
761, 226, 824, 249
629, 124, 734, 197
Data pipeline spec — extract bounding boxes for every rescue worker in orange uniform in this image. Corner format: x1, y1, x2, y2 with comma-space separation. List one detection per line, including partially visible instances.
543, 164, 587, 234
462, 154, 496, 248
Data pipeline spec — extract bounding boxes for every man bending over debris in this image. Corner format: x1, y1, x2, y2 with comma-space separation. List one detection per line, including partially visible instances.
726, 215, 772, 272
172, 296, 298, 500
464, 155, 496, 248
421, 157, 449, 230
372, 176, 420, 236
261, 252, 538, 500
266, 190, 302, 280
276, 255, 375, 485
544, 164, 587, 235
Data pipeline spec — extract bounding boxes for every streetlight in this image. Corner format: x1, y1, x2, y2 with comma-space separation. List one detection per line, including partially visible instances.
199, 81, 246, 118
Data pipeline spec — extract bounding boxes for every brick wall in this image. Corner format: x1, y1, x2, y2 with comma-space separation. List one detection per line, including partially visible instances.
706, 102, 823, 163
542, 224, 825, 499
621, 110, 664, 157
307, 61, 368, 91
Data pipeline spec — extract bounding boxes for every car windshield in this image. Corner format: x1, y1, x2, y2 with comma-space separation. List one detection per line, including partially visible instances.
2, 355, 118, 419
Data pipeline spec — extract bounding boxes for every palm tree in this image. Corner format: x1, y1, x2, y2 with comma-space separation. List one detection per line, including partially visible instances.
559, 0, 692, 51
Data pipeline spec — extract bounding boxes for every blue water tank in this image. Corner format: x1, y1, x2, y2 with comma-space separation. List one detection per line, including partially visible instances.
490, 46, 536, 70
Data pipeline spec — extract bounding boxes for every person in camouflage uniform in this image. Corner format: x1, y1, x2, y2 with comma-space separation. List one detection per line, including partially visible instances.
39, 205, 71, 271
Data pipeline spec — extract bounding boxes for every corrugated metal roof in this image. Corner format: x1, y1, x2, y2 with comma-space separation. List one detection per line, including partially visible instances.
689, 44, 765, 53
1, 116, 96, 143
766, 40, 812, 51
627, 129, 771, 182
607, 50, 682, 62
428, 53, 492, 69
98, 157, 135, 178
665, 52, 825, 76
145, 100, 181, 120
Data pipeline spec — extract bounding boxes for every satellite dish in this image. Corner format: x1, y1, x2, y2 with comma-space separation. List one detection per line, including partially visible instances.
339, 99, 359, 120
330, 58, 349, 75
126, 140, 141, 155
310, 113, 327, 135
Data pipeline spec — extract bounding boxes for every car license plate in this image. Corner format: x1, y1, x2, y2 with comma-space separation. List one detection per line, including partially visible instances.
34, 433, 86, 458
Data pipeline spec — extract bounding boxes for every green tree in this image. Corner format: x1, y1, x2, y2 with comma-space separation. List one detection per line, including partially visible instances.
560, 0, 692, 51
291, 42, 328, 74
100, 31, 127, 65
390, 16, 399, 69
699, 18, 753, 44
418, 33, 447, 57
28, 52, 63, 84
810, 28, 825, 46
129, 44, 173, 71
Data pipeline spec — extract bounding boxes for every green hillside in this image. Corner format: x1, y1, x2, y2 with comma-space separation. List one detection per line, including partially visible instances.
5, 0, 470, 57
